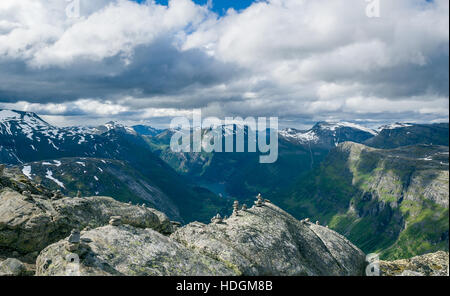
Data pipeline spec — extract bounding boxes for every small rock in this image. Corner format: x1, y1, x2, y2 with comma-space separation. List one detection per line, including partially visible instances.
81, 237, 92, 243
0, 258, 26, 276
255, 193, 264, 207
398, 270, 424, 276
109, 216, 122, 226
68, 229, 80, 244
21, 191, 33, 201
52, 190, 63, 200
211, 214, 223, 224
65, 242, 79, 252
232, 201, 239, 215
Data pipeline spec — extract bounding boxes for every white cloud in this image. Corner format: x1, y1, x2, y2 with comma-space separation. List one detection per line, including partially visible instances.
0, 0, 448, 126
32, 0, 210, 67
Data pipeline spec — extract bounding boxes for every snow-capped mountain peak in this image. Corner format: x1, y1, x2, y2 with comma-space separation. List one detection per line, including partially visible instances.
279, 128, 319, 144
0, 109, 60, 140
314, 121, 378, 136
377, 122, 414, 132
94, 121, 137, 135
279, 121, 378, 147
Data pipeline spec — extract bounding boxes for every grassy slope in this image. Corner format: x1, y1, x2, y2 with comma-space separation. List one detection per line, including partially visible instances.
276, 143, 449, 260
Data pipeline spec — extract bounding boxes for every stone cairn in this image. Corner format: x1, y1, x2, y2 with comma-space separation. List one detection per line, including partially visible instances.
0, 164, 5, 177
211, 214, 223, 224
109, 216, 122, 226
301, 218, 310, 224
51, 190, 63, 200
316, 221, 320, 225
232, 200, 240, 215
22, 190, 33, 201
171, 221, 182, 229
66, 229, 81, 252
76, 190, 82, 198
241, 204, 248, 211
254, 193, 264, 207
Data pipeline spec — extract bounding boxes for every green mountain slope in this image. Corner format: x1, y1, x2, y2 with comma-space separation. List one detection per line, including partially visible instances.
276, 142, 449, 260
365, 123, 449, 149
16, 157, 230, 224
144, 122, 376, 201
17, 158, 182, 220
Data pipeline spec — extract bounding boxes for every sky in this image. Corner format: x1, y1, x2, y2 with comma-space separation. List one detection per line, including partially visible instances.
0, 0, 448, 128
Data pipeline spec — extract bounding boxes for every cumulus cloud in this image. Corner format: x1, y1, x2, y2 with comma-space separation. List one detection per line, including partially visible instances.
0, 0, 448, 127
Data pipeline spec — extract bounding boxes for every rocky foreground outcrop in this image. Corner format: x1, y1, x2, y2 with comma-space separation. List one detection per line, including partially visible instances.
35, 201, 367, 276
380, 251, 449, 276
172, 203, 366, 276
2, 165, 447, 276
0, 188, 173, 262
36, 225, 237, 276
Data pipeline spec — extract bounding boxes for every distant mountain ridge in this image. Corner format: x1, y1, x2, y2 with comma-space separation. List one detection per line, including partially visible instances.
365, 122, 449, 149
280, 121, 377, 148
0, 109, 228, 223
1, 108, 448, 231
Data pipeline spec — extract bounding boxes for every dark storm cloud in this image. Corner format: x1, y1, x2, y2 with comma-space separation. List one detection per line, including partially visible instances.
0, 37, 241, 106
0, 0, 448, 126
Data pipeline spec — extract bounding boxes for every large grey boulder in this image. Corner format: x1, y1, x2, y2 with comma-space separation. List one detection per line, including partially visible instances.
35, 202, 366, 276
0, 190, 173, 259
0, 258, 27, 276
171, 202, 366, 276
36, 225, 237, 276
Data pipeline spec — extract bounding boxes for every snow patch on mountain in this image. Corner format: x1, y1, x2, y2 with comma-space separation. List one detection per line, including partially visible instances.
22, 166, 32, 179
378, 123, 413, 131
45, 169, 65, 188
317, 121, 378, 136
279, 128, 319, 143
0, 110, 20, 120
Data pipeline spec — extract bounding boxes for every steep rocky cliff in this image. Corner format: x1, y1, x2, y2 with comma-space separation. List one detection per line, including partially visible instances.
278, 142, 449, 259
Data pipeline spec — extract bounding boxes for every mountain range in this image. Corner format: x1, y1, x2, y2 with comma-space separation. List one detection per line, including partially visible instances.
1, 108, 448, 260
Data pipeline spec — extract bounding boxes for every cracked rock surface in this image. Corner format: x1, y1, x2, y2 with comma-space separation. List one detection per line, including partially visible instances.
171, 203, 366, 276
